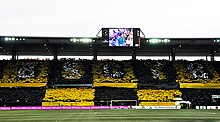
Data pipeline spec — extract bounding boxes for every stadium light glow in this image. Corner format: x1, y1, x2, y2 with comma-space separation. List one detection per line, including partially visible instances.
70, 38, 77, 42
214, 39, 220, 43
4, 37, 25, 42
70, 38, 92, 43
148, 39, 170, 44
83, 38, 92, 43
4, 37, 9, 41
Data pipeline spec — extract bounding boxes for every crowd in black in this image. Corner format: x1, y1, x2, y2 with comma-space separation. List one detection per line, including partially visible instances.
94, 87, 137, 106
133, 60, 179, 88
95, 88, 137, 100
181, 89, 220, 108
0, 60, 8, 79
0, 87, 45, 106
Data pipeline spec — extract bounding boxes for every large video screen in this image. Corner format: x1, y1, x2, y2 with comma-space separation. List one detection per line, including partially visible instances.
109, 28, 133, 47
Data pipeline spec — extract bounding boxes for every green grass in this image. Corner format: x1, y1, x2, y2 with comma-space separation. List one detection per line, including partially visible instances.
0, 109, 220, 122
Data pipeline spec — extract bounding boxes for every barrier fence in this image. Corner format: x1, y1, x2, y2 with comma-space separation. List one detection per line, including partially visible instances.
0, 106, 128, 110
0, 106, 181, 111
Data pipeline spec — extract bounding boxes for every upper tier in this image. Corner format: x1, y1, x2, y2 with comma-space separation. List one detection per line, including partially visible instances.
0, 59, 220, 88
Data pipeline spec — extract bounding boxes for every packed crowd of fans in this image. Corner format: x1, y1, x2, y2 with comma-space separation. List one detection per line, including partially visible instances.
95, 88, 137, 100
133, 60, 178, 89
49, 59, 93, 84
181, 89, 220, 108
43, 87, 94, 106
1, 61, 18, 83
175, 60, 220, 83
0, 87, 45, 106
137, 89, 182, 102
133, 60, 176, 83
43, 87, 94, 102
1, 59, 219, 84
92, 60, 137, 83
0, 60, 49, 84
0, 59, 220, 107
0, 60, 8, 80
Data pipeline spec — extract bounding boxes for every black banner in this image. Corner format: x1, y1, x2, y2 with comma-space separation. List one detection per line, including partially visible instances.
138, 82, 180, 89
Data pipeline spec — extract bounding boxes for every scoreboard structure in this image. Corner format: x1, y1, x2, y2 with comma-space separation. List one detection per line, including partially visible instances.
102, 28, 141, 47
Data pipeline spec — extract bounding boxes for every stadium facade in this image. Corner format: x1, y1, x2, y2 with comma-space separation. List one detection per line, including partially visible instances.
0, 34, 220, 110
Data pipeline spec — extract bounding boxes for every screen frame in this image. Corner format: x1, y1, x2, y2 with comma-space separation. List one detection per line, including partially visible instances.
101, 28, 140, 48
108, 28, 134, 47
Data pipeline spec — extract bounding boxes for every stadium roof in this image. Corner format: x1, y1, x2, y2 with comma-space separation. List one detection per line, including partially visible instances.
1, 36, 220, 57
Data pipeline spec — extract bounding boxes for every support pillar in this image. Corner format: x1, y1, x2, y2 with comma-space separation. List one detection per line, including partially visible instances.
12, 49, 17, 60
53, 48, 58, 60
93, 48, 97, 61
210, 51, 215, 61
93, 40, 97, 61
171, 48, 175, 61
132, 48, 136, 60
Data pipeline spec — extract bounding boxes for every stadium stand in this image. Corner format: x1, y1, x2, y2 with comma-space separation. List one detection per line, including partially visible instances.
175, 60, 220, 89
133, 60, 179, 89
175, 60, 219, 83
0, 60, 8, 80
94, 87, 137, 106
42, 87, 95, 106
137, 89, 182, 106
0, 60, 49, 87
1, 60, 18, 83
0, 87, 45, 106
1, 31, 220, 113
137, 89, 182, 101
48, 59, 93, 85
92, 60, 138, 88
1, 59, 220, 108
95, 87, 137, 100
181, 89, 220, 108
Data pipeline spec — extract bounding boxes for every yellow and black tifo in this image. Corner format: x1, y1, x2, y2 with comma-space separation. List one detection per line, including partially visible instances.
0, 59, 220, 108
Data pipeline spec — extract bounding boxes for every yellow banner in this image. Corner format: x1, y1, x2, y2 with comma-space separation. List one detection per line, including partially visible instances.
180, 83, 220, 89
93, 82, 137, 88
0, 83, 47, 87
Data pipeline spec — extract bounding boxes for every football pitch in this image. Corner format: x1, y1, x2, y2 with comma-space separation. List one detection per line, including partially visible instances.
0, 109, 220, 122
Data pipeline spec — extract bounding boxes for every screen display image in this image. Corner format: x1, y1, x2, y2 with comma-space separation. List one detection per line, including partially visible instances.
109, 28, 133, 47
